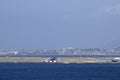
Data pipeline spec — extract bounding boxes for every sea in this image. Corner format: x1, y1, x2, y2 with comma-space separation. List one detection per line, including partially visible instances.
0, 63, 120, 80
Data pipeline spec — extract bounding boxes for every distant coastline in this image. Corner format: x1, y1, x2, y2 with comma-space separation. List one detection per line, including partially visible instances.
0, 47, 120, 57
0, 47, 120, 63
0, 57, 120, 64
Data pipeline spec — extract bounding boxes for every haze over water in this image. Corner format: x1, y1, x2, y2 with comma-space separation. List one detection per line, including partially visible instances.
0, 0, 120, 50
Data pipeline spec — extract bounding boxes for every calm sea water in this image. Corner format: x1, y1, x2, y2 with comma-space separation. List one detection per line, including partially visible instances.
0, 63, 120, 80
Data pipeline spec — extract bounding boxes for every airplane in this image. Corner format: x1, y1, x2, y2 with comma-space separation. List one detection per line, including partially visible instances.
112, 59, 118, 62
43, 57, 58, 63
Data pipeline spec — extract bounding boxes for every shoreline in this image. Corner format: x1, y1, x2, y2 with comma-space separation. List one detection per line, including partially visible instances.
0, 57, 119, 63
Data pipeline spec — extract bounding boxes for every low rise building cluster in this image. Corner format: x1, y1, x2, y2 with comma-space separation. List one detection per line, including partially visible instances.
0, 47, 120, 56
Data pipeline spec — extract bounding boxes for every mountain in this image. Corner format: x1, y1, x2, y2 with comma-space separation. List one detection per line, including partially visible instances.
103, 40, 120, 49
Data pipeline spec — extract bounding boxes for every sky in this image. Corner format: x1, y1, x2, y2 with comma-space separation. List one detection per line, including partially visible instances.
0, 0, 120, 50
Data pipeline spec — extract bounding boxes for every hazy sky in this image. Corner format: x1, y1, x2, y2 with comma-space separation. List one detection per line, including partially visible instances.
0, 0, 120, 50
